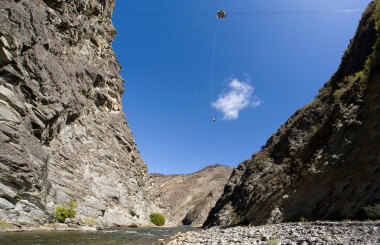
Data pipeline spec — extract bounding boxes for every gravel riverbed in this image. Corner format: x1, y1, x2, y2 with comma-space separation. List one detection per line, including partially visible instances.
164, 222, 380, 244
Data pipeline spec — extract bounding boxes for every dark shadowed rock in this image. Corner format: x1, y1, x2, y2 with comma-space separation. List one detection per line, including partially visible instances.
0, 0, 153, 228
182, 191, 217, 226
204, 1, 380, 228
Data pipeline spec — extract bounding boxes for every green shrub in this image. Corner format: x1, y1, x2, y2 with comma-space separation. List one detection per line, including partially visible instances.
300, 216, 308, 222
16, 195, 23, 201
80, 217, 97, 226
361, 203, 380, 220
55, 200, 77, 223
231, 216, 242, 225
0, 219, 12, 229
55, 205, 68, 223
149, 213, 165, 226
67, 200, 77, 219
310, 123, 323, 138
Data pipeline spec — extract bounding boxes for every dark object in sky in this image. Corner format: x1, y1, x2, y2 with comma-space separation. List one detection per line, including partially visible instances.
217, 10, 227, 18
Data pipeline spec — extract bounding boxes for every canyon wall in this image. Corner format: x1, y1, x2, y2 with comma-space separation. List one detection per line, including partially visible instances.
0, 0, 153, 227
204, 1, 380, 227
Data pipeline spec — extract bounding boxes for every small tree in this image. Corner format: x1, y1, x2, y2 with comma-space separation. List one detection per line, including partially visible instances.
55, 205, 68, 223
55, 200, 77, 223
67, 200, 78, 219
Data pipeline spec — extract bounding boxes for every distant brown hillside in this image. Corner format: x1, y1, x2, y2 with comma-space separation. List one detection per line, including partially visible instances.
151, 164, 233, 226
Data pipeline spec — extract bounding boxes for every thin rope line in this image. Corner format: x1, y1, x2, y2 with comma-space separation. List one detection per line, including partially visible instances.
210, 20, 220, 117
229, 10, 363, 15
122, 9, 363, 17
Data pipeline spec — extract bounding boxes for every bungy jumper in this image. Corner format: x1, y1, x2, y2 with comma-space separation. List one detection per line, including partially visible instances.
217, 10, 227, 18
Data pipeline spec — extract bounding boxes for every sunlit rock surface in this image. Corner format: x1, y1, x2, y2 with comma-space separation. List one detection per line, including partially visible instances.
0, 0, 153, 228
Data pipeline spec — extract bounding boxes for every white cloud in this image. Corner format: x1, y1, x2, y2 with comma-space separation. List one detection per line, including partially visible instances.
212, 78, 261, 120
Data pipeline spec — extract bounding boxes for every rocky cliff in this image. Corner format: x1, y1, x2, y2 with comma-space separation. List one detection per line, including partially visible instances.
0, 0, 153, 228
204, 0, 380, 227
152, 164, 233, 226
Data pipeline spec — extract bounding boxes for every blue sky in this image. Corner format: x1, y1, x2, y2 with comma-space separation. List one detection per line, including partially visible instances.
112, 0, 372, 174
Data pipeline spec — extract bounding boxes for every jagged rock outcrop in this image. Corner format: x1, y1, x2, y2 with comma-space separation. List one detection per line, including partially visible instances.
204, 1, 380, 227
0, 0, 153, 228
152, 164, 233, 226
182, 190, 220, 226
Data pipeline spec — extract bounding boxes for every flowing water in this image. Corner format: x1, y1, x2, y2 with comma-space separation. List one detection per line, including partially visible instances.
0, 227, 199, 245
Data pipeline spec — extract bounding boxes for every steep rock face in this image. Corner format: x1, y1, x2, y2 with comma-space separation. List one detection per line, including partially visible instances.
0, 0, 152, 227
204, 1, 380, 227
152, 165, 233, 226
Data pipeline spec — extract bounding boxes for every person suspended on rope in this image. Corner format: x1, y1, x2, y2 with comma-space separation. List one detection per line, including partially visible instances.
213, 115, 216, 124
217, 10, 227, 18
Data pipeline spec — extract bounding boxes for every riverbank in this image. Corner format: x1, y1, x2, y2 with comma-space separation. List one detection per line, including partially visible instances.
165, 221, 380, 244
0, 221, 178, 233
0, 223, 97, 233
0, 227, 199, 245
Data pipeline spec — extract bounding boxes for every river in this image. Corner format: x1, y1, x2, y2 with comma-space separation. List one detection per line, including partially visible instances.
0, 227, 199, 245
